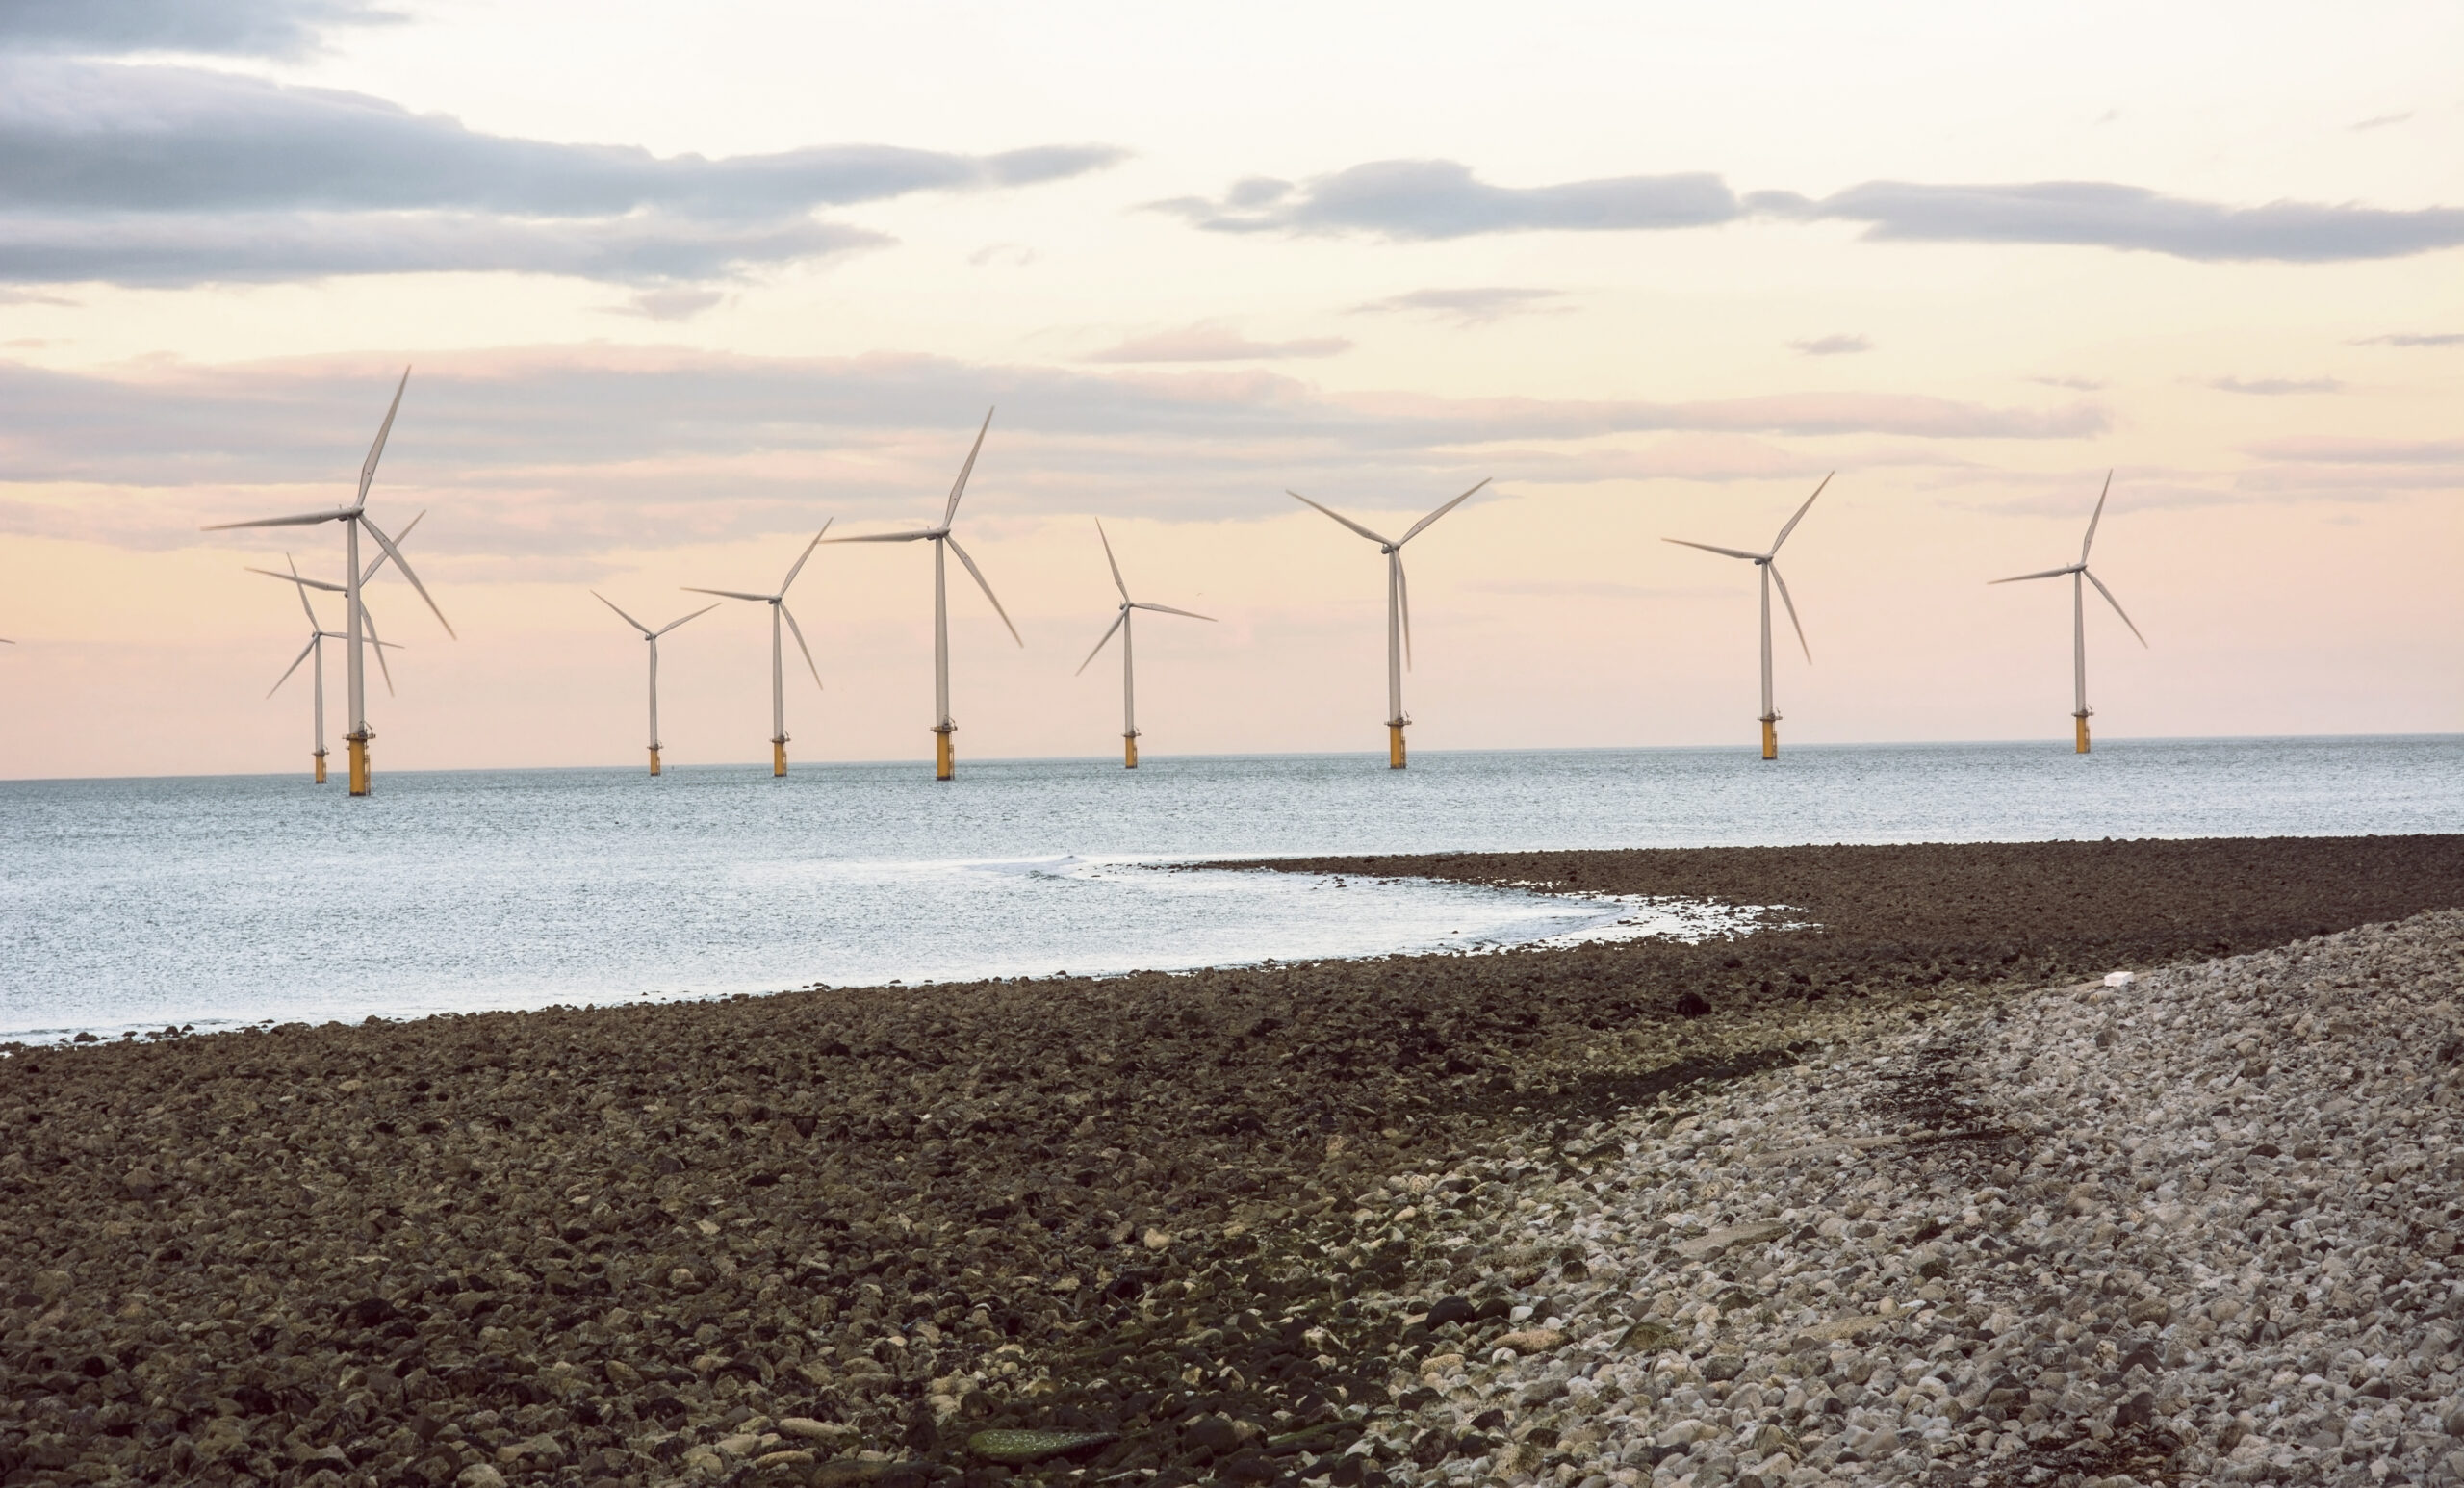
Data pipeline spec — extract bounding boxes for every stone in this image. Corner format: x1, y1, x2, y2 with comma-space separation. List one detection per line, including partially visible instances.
1495, 1327, 1567, 1355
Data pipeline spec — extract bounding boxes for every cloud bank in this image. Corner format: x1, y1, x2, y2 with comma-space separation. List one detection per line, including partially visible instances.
1149, 160, 1737, 240
0, 0, 399, 59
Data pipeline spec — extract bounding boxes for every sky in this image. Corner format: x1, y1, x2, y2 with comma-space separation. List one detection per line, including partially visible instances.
0, 0, 2458, 779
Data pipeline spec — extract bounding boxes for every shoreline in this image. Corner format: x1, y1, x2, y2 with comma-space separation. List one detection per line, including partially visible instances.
2, 835, 2461, 1488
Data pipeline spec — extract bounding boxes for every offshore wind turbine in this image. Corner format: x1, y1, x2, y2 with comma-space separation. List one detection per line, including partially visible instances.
595, 594, 717, 776
826, 410, 1021, 781
203, 370, 452, 795
1665, 474, 1831, 760
1075, 520, 1214, 768
1287, 478, 1488, 769
1990, 472, 2146, 754
683, 524, 829, 777
256, 553, 405, 782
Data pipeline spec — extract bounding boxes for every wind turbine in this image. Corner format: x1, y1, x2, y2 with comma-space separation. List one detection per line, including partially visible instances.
1287, 478, 1488, 769
683, 523, 829, 776
1075, 520, 1215, 769
1665, 474, 1831, 760
1990, 472, 2146, 754
595, 593, 718, 776
203, 369, 452, 795
245, 510, 430, 783
826, 409, 1021, 781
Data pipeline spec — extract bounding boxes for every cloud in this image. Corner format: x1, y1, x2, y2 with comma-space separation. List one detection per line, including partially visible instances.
0, 59, 1127, 286
2028, 374, 2106, 391
2351, 112, 2413, 131
2205, 375, 2344, 396
605, 288, 726, 321
1790, 333, 1871, 356
1349, 287, 1571, 325
0, 0, 398, 59
2351, 330, 2463, 347
1087, 323, 1350, 363
1149, 159, 1739, 240
2244, 436, 2463, 464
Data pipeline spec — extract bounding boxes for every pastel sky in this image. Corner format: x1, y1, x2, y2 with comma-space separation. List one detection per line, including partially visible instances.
2, 0, 2458, 780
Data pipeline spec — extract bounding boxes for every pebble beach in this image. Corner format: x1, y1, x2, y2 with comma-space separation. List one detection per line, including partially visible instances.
2, 834, 2460, 1488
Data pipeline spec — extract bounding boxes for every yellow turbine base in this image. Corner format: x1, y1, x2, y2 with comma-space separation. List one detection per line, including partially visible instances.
312, 750, 327, 784
1761, 718, 1778, 760
649, 746, 662, 777
347, 735, 370, 796
1124, 735, 1139, 770
1388, 724, 1406, 770
935, 729, 955, 782
772, 740, 787, 777
2075, 715, 2092, 754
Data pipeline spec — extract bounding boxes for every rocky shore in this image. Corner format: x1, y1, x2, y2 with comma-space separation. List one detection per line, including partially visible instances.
1, 834, 2460, 1488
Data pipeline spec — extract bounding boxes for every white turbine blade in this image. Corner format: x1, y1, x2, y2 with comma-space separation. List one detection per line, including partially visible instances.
593, 590, 654, 636
359, 508, 424, 584
779, 602, 824, 688
943, 408, 995, 528
1399, 476, 1490, 546
267, 636, 318, 697
1095, 518, 1130, 602
248, 565, 347, 594
2080, 471, 2113, 563
1769, 471, 1833, 554
203, 507, 352, 530
681, 586, 779, 603
1768, 562, 1811, 663
780, 519, 833, 594
1989, 565, 2076, 584
1132, 603, 1216, 622
654, 603, 721, 637
356, 367, 410, 510
360, 516, 455, 638
282, 552, 318, 627
822, 529, 936, 544
1076, 611, 1126, 675
2084, 569, 2148, 647
1287, 490, 1392, 546
1398, 555, 1414, 671
361, 602, 398, 696
1662, 538, 1762, 561
943, 534, 1022, 646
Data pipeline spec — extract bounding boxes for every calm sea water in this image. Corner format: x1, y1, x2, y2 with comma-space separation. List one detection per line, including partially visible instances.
1, 736, 2455, 1043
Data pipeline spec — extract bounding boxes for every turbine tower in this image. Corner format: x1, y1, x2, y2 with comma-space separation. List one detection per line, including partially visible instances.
1665, 474, 1832, 760
683, 524, 830, 777
1075, 519, 1215, 768
205, 370, 452, 795
595, 594, 717, 776
1990, 472, 2146, 753
246, 514, 428, 782
827, 409, 1021, 781
1287, 478, 1488, 768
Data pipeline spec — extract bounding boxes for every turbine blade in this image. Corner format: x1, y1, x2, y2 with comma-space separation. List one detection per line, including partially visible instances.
247, 566, 348, 593
356, 367, 410, 510
2084, 568, 2148, 647
822, 529, 936, 544
203, 507, 353, 530
943, 407, 994, 528
1095, 518, 1129, 601
361, 602, 397, 696
780, 519, 833, 593
1768, 562, 1811, 663
1132, 603, 1216, 622
780, 602, 824, 688
1662, 538, 1763, 561
1988, 566, 2076, 584
359, 508, 424, 584
268, 636, 317, 697
361, 516, 454, 638
680, 587, 778, 603
1397, 555, 1413, 671
2080, 470, 2113, 562
654, 603, 721, 636
593, 590, 654, 635
1076, 611, 1126, 675
1769, 471, 1833, 553
943, 534, 1022, 646
1399, 476, 1490, 545
1286, 490, 1393, 546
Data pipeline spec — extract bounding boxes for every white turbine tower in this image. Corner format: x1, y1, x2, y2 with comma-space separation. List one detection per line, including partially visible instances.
683, 524, 830, 777
1665, 474, 1832, 760
1287, 478, 1489, 769
1990, 472, 2146, 754
595, 594, 717, 777
1075, 519, 1214, 769
827, 409, 1021, 781
204, 369, 451, 795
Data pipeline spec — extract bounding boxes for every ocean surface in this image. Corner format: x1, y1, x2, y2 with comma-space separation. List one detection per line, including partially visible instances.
2, 735, 2456, 1044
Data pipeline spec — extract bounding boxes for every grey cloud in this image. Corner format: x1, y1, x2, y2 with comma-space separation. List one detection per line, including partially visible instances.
1348, 287, 1570, 325
1086, 324, 1350, 363
1150, 160, 1737, 240
2028, 374, 2107, 392
2206, 375, 2343, 396
2352, 331, 2463, 347
0, 0, 398, 59
606, 288, 728, 321
1790, 333, 1871, 356
2351, 113, 2413, 131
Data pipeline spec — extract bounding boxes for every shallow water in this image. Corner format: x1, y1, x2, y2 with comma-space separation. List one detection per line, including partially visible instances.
1, 735, 2454, 1042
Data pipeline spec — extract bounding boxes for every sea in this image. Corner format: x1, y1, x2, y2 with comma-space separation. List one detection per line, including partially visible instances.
2, 735, 2457, 1045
